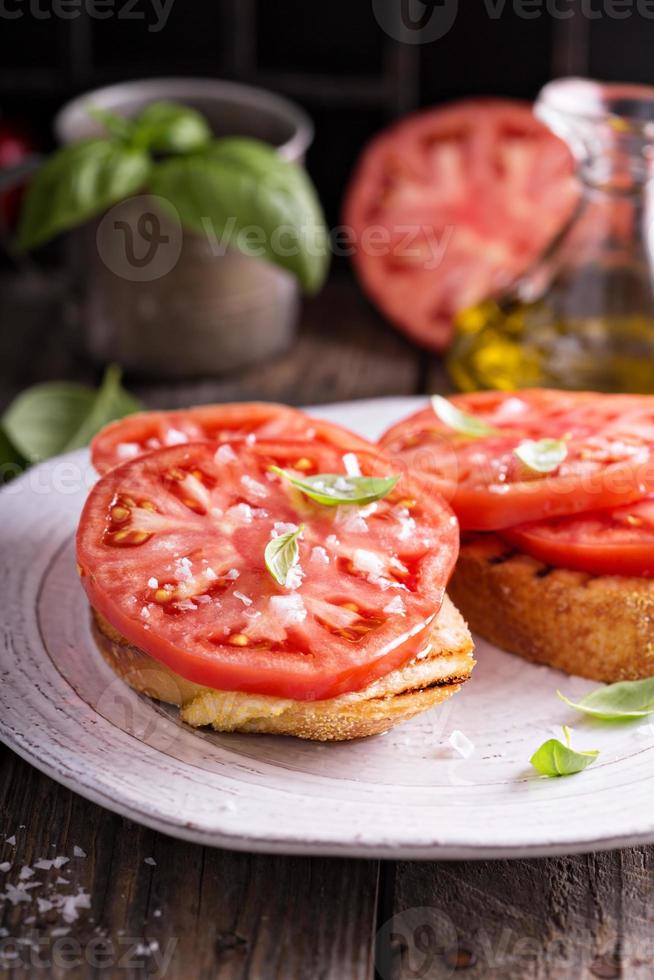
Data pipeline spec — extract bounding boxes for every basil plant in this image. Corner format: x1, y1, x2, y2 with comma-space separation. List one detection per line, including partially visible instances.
17, 101, 329, 294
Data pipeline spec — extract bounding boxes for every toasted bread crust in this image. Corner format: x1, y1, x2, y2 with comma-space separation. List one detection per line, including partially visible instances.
90, 596, 475, 741
449, 534, 654, 682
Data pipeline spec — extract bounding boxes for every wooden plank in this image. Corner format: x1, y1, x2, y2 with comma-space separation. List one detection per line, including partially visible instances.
387, 853, 654, 979
0, 746, 379, 980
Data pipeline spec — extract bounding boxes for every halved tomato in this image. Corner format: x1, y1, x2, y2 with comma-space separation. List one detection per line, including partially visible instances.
77, 439, 458, 700
503, 498, 654, 577
343, 99, 577, 350
91, 402, 374, 475
380, 390, 654, 531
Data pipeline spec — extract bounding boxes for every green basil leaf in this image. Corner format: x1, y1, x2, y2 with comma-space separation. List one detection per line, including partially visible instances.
270, 466, 399, 507
431, 395, 499, 437
132, 101, 212, 154
558, 678, 654, 720
17, 139, 151, 252
0, 426, 27, 484
514, 438, 568, 474
265, 524, 304, 588
62, 364, 142, 452
87, 105, 136, 142
150, 137, 330, 293
2, 365, 141, 463
530, 726, 599, 777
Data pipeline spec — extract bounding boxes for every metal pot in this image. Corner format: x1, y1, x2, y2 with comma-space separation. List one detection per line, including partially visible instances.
55, 78, 314, 377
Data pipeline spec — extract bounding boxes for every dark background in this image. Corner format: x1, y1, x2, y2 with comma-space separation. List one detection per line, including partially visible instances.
1, 0, 652, 223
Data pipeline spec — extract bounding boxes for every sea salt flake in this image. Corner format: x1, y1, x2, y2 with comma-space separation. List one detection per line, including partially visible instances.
0, 862, 11, 872
147, 577, 158, 589
225, 568, 240, 580
285, 564, 305, 591
383, 596, 405, 615
205, 568, 218, 581
73, 846, 86, 858
5, 836, 16, 846
448, 730, 475, 759
174, 557, 193, 581
19, 866, 34, 880
233, 591, 253, 607
342, 453, 361, 477
33, 859, 54, 870
270, 594, 307, 626
144, 857, 156, 866
215, 444, 237, 463
52, 856, 70, 869
241, 474, 268, 499
310, 546, 329, 565
352, 549, 385, 576
272, 521, 298, 538
117, 442, 140, 459
245, 433, 256, 445
164, 428, 188, 446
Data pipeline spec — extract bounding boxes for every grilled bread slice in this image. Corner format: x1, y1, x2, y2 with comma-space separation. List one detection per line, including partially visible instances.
91, 595, 475, 741
449, 533, 654, 682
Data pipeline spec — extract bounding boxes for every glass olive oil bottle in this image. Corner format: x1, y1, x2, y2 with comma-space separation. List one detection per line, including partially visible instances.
448, 78, 654, 394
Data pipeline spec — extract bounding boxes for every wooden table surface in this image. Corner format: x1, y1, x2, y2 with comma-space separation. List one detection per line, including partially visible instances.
0, 272, 652, 979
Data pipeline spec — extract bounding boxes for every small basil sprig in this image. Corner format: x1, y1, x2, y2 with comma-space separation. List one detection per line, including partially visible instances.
431, 395, 498, 438
530, 726, 599, 777
270, 465, 399, 507
265, 525, 304, 588
1, 365, 141, 466
514, 437, 568, 474
559, 678, 654, 720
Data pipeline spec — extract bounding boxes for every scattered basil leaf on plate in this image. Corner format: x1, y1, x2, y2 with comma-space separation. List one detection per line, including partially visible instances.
430, 395, 498, 437
131, 101, 212, 155
270, 466, 399, 507
0, 426, 26, 483
514, 437, 568, 474
265, 524, 304, 588
16, 139, 151, 252
530, 726, 599, 777
2, 365, 141, 463
558, 678, 654, 720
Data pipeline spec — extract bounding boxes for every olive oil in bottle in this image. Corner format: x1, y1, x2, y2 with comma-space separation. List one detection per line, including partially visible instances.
448, 78, 654, 394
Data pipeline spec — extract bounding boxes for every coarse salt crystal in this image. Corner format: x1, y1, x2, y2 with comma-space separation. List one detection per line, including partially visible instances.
310, 546, 329, 565
0, 862, 11, 872
352, 549, 385, 576
53, 856, 69, 869
383, 595, 405, 615
215, 444, 237, 463
117, 442, 140, 459
342, 453, 361, 477
246, 433, 256, 445
73, 846, 86, 858
272, 521, 299, 538
164, 428, 188, 446
448, 730, 475, 759
147, 577, 158, 589
19, 866, 34, 880
5, 836, 16, 846
33, 859, 54, 870
285, 565, 305, 591
225, 568, 240, 580
270, 594, 307, 626
174, 557, 193, 581
226, 502, 252, 524
325, 535, 340, 550
144, 857, 156, 866
205, 568, 217, 581
233, 591, 253, 607
140, 607, 150, 620
241, 474, 268, 499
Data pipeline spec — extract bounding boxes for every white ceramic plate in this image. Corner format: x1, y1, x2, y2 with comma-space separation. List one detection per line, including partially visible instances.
1, 396, 654, 859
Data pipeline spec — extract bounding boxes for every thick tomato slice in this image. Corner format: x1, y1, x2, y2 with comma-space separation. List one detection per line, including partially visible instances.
380, 390, 654, 531
503, 498, 654, 577
77, 440, 458, 701
343, 99, 577, 351
91, 402, 374, 475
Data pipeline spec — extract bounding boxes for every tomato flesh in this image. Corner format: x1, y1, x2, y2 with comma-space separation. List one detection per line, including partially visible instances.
503, 498, 654, 577
77, 440, 458, 700
343, 99, 577, 350
380, 390, 654, 531
91, 402, 374, 475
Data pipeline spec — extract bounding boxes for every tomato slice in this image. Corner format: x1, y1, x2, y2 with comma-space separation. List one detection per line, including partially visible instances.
503, 498, 654, 577
91, 402, 374, 475
342, 99, 577, 351
77, 440, 458, 701
380, 390, 654, 531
